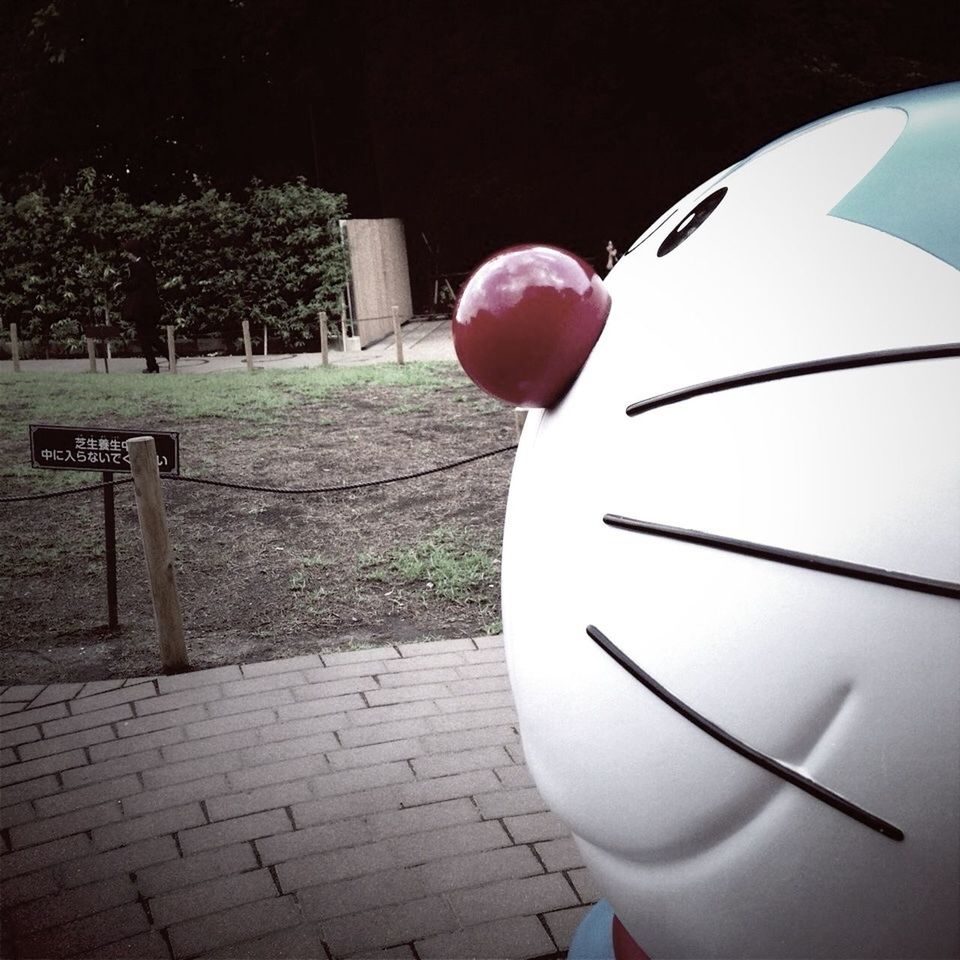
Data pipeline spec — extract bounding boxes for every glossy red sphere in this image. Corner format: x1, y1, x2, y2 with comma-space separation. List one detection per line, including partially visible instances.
452, 244, 611, 408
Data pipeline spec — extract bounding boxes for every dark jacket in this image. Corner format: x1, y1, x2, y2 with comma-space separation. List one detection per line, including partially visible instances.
121, 256, 162, 329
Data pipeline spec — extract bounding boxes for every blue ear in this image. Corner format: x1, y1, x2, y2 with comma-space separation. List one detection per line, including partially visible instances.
830, 82, 960, 270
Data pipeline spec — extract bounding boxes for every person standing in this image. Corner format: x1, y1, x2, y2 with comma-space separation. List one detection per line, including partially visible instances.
121, 238, 163, 373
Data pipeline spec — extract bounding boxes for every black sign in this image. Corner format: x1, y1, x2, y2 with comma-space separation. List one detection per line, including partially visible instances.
30, 425, 180, 476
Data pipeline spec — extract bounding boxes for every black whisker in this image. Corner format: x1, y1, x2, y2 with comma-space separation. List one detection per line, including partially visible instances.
586, 625, 904, 841
603, 514, 960, 600
626, 342, 960, 416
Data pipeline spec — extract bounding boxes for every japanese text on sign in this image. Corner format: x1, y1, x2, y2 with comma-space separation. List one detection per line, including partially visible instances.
30, 425, 180, 476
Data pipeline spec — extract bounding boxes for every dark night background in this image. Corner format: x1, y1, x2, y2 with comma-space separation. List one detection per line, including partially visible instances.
1, 0, 957, 306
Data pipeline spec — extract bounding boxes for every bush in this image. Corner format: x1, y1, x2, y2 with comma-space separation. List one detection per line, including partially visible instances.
0, 170, 348, 355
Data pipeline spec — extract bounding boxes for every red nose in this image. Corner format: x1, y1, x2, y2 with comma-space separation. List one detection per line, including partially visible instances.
452, 244, 611, 408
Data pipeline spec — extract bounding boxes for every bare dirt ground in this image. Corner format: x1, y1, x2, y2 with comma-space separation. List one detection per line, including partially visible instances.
1, 369, 516, 684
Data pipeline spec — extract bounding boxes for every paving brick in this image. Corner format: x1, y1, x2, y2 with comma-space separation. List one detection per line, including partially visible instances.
337, 716, 432, 748
206, 780, 313, 821
56, 835, 179, 887
199, 923, 324, 959
142, 751, 243, 790
78, 679, 125, 697
462, 646, 506, 663
544, 904, 592, 951
0, 723, 42, 747
15, 900, 150, 959
322, 646, 399, 666
344, 946, 414, 960
417, 914, 554, 960
435, 690, 515, 714
495, 764, 535, 788
69, 683, 157, 715
28, 683, 84, 708
167, 894, 301, 959
310, 760, 413, 799
42, 703, 134, 738
506, 742, 525, 764
419, 724, 518, 754
410, 745, 512, 780
135, 685, 223, 716
0, 774, 60, 805
125, 677, 156, 686
475, 786, 548, 820
535, 837, 583, 872
369, 798, 481, 843
398, 769, 501, 807
1, 702, 68, 732
568, 866, 600, 904
77, 930, 171, 959
347, 700, 438, 727
364, 683, 451, 706
397, 638, 476, 658
291, 675, 379, 701
217, 673, 308, 699
256, 815, 372, 865
0, 745, 17, 765
136, 842, 259, 897
2, 747, 87, 785
158, 665, 243, 693
149, 866, 277, 927
205, 688, 296, 717
391, 819, 511, 867
18, 723, 116, 761
161, 728, 259, 762
376, 667, 460, 688
473, 634, 505, 649
179, 808, 292, 855
91, 725, 185, 759
409, 844, 543, 895
227, 752, 330, 791
504, 811, 568, 844
298, 867, 426, 921
323, 895, 457, 957
0, 701, 25, 715
238, 731, 338, 767
276, 693, 366, 721
0, 800, 37, 829
122, 774, 232, 817
93, 802, 207, 851
257, 713, 348, 741
455, 661, 510, 679
0, 684, 44, 702
447, 872, 579, 926
378, 652, 468, 673
444, 675, 512, 697
326, 736, 423, 771
63, 748, 165, 788
116, 706, 209, 739
33, 774, 142, 817
303, 660, 386, 683
425, 706, 518, 733
0, 831, 92, 879
241, 654, 323, 677
184, 709, 277, 740
291, 784, 402, 829
276, 839, 396, 891
7, 874, 136, 935
1, 867, 59, 907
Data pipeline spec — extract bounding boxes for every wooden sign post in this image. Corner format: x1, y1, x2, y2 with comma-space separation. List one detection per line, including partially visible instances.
319, 310, 329, 367
166, 325, 177, 374
242, 320, 254, 373
127, 436, 188, 672
10, 322, 21, 373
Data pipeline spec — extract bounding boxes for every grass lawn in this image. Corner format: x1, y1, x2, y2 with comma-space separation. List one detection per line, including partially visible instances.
1, 364, 515, 683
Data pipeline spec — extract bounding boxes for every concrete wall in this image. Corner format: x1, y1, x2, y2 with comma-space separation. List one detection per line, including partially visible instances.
341, 219, 414, 348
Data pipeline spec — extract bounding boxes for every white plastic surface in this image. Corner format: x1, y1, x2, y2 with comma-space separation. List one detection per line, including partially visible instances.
502, 104, 960, 957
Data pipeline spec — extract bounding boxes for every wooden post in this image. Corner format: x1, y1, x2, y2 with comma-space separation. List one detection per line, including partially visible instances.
242, 320, 254, 372
10, 322, 21, 373
263, 323, 268, 358
319, 310, 329, 367
166, 325, 177, 374
86, 337, 97, 373
392, 305, 404, 366
127, 437, 188, 671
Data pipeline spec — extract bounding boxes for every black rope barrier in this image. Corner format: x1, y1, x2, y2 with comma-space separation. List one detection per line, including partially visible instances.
0, 444, 517, 503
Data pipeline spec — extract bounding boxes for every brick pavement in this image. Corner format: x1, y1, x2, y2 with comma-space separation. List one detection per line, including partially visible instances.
0, 636, 598, 959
